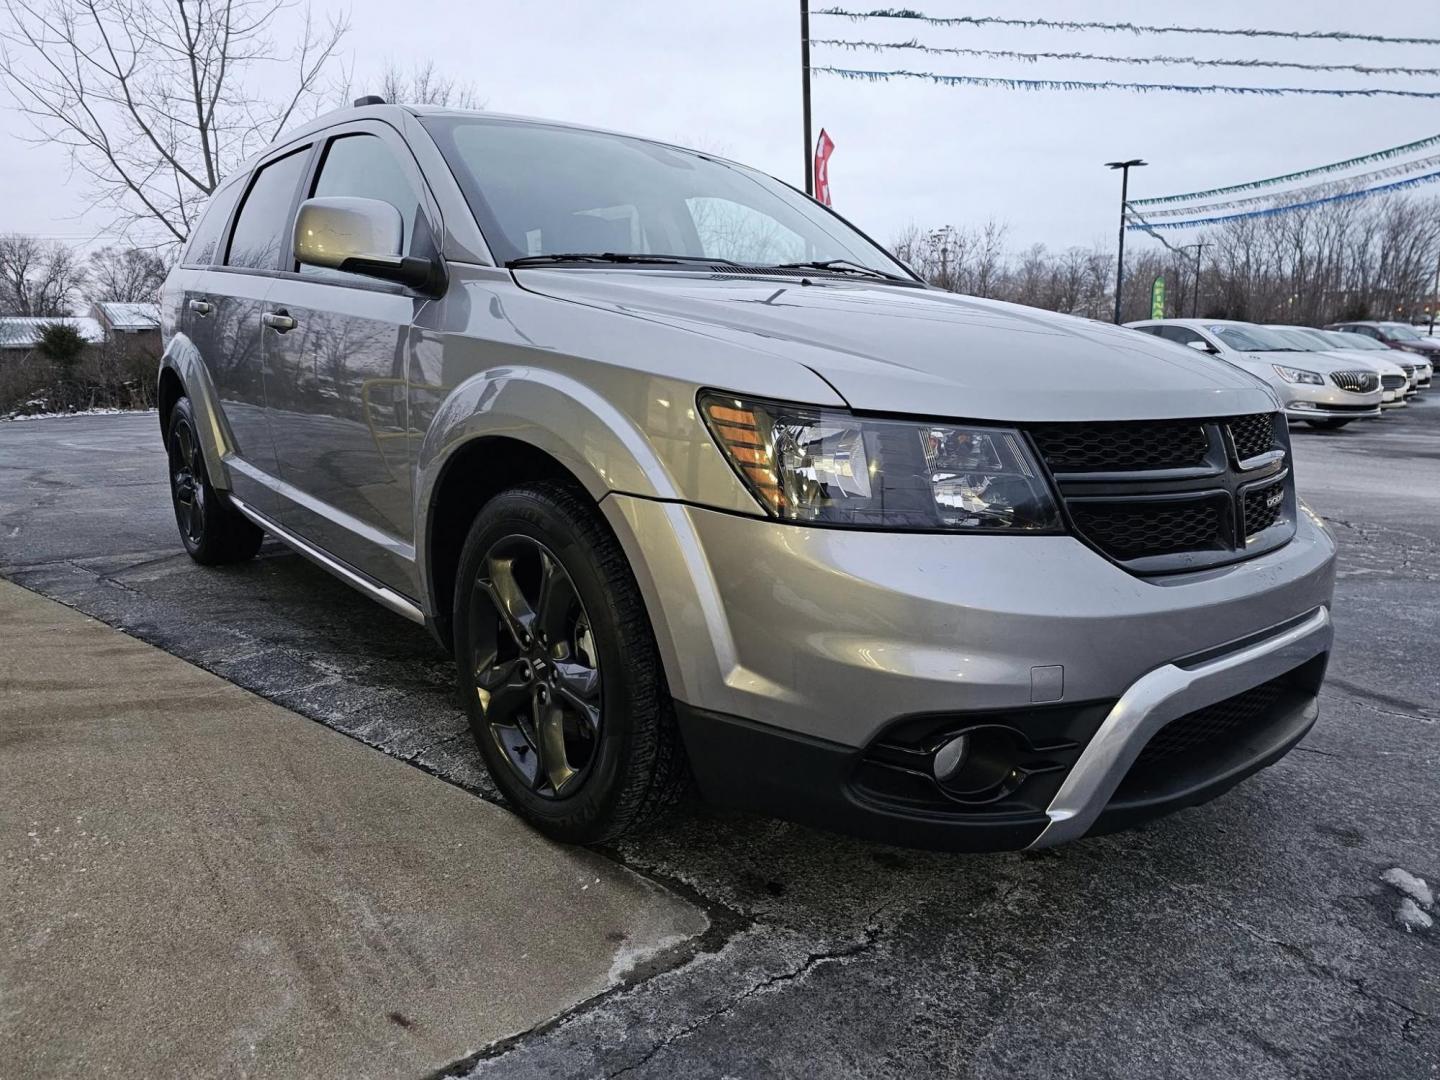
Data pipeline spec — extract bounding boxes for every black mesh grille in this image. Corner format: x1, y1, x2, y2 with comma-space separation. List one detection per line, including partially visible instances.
1243, 480, 1285, 537
1382, 373, 1407, 391
1329, 370, 1379, 393
1227, 414, 1275, 461
1069, 500, 1223, 559
1132, 679, 1286, 769
1027, 420, 1209, 473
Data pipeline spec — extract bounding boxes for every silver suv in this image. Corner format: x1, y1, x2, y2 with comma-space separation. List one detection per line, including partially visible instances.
158, 101, 1336, 850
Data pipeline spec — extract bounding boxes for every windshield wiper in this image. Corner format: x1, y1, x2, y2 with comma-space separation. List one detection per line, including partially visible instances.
767, 259, 911, 283
506, 252, 731, 269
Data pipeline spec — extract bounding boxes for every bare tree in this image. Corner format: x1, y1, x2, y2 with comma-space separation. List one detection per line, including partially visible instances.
0, 0, 348, 245
88, 245, 168, 303
0, 234, 88, 315
370, 60, 484, 109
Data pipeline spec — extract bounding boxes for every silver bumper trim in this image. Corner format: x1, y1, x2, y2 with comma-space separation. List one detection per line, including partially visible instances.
1029, 605, 1331, 848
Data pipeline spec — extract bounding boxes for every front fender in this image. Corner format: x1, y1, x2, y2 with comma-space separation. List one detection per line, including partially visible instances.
158, 333, 237, 492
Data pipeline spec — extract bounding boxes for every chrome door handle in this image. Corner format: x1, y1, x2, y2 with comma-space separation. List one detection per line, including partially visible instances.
188, 299, 212, 316
261, 311, 297, 333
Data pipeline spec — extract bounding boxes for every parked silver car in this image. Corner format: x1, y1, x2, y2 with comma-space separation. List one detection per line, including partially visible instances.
1262, 326, 1411, 408
158, 101, 1336, 850
1127, 319, 1383, 429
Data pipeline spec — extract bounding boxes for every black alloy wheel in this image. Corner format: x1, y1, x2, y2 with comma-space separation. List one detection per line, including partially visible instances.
165, 395, 264, 564
469, 535, 602, 798
453, 482, 688, 844
169, 412, 208, 546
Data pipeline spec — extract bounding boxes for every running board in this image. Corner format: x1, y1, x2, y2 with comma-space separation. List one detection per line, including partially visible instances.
227, 495, 426, 625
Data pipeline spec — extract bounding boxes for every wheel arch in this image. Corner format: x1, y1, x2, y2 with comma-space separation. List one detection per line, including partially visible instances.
157, 335, 236, 491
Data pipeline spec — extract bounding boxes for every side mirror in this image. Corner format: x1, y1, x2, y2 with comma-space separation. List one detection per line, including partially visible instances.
1186, 339, 1215, 353
293, 196, 443, 293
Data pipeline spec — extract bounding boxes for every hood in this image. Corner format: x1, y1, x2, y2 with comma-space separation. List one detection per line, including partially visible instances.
1398, 338, 1440, 355
1248, 349, 1394, 375
514, 270, 1277, 422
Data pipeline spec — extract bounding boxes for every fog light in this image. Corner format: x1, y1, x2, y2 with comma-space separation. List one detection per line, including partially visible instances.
933, 734, 970, 781
1287, 400, 1318, 410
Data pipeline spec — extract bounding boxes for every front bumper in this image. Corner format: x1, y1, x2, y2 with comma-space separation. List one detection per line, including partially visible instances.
1279, 381, 1382, 420
604, 495, 1337, 849
677, 610, 1328, 851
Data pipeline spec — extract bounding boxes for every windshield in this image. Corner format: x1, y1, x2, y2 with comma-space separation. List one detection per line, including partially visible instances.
1381, 323, 1422, 341
422, 117, 913, 278
1209, 324, 1297, 352
1325, 330, 1387, 350
1264, 327, 1325, 351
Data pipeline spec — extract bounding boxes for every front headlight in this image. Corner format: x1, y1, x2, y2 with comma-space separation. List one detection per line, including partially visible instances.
700, 393, 1061, 531
1272, 365, 1324, 385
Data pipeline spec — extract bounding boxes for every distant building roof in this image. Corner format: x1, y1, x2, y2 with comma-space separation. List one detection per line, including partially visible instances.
92, 302, 161, 331
0, 316, 107, 349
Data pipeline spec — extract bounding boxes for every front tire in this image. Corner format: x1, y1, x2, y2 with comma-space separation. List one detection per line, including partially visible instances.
166, 395, 264, 564
453, 482, 688, 844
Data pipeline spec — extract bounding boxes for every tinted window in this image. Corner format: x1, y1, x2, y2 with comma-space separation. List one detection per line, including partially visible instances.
1158, 325, 1204, 346
302, 134, 425, 277
226, 148, 310, 270
183, 179, 243, 267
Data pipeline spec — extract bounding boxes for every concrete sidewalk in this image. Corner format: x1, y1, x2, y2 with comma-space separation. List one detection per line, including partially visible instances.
0, 579, 705, 1079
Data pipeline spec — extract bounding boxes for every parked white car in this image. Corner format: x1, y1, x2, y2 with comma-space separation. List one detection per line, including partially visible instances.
1262, 326, 1410, 408
1127, 320, 1384, 430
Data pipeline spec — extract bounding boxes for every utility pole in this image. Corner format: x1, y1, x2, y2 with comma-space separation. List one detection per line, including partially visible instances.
801, 0, 814, 196
1430, 247, 1439, 336
1190, 241, 1207, 318
1106, 159, 1146, 324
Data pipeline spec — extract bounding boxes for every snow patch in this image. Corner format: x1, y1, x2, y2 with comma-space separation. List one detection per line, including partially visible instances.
1, 407, 156, 423
606, 929, 695, 987
1396, 898, 1434, 933
1382, 867, 1434, 910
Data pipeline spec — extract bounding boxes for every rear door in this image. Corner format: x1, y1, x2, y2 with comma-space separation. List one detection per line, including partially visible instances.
259, 121, 441, 595
204, 143, 316, 512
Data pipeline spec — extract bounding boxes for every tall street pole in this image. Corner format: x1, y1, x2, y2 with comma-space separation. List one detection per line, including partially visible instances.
1191, 241, 1207, 318
1430, 247, 1439, 336
1106, 159, 1146, 324
801, 0, 814, 196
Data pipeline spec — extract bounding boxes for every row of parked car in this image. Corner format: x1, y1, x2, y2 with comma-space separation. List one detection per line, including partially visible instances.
1126, 318, 1436, 429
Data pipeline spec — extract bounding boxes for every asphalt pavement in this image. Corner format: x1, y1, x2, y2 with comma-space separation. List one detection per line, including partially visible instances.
0, 403, 1436, 1079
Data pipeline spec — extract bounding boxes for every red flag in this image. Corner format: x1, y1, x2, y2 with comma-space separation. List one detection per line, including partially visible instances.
813, 129, 835, 206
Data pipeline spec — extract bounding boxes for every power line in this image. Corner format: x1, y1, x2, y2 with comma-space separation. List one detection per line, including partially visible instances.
815, 67, 1440, 99
1128, 168, 1440, 230
814, 8, 1440, 47
813, 38, 1440, 78
1132, 133, 1440, 206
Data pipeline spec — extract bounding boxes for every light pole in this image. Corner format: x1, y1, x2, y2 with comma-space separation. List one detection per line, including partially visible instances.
1430, 247, 1439, 336
800, 0, 814, 196
1106, 159, 1146, 324
1187, 240, 1207, 318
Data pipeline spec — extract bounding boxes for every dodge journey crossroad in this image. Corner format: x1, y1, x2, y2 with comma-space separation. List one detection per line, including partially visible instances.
158, 100, 1336, 850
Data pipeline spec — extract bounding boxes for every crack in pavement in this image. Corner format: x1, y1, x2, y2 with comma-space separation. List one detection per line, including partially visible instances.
604, 904, 895, 1080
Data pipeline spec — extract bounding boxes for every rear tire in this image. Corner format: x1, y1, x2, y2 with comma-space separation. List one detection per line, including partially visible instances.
453, 481, 688, 844
1305, 419, 1353, 430
166, 395, 264, 565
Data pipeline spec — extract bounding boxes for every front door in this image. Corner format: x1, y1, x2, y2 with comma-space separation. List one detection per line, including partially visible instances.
205, 144, 315, 512
260, 124, 441, 596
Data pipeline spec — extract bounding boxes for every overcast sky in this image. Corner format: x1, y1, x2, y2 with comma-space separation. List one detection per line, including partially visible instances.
3, 0, 1439, 256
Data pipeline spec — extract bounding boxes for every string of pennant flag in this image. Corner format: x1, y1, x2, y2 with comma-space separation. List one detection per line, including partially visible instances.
804, 6, 1440, 225
813, 8, 1440, 46
815, 67, 1440, 99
